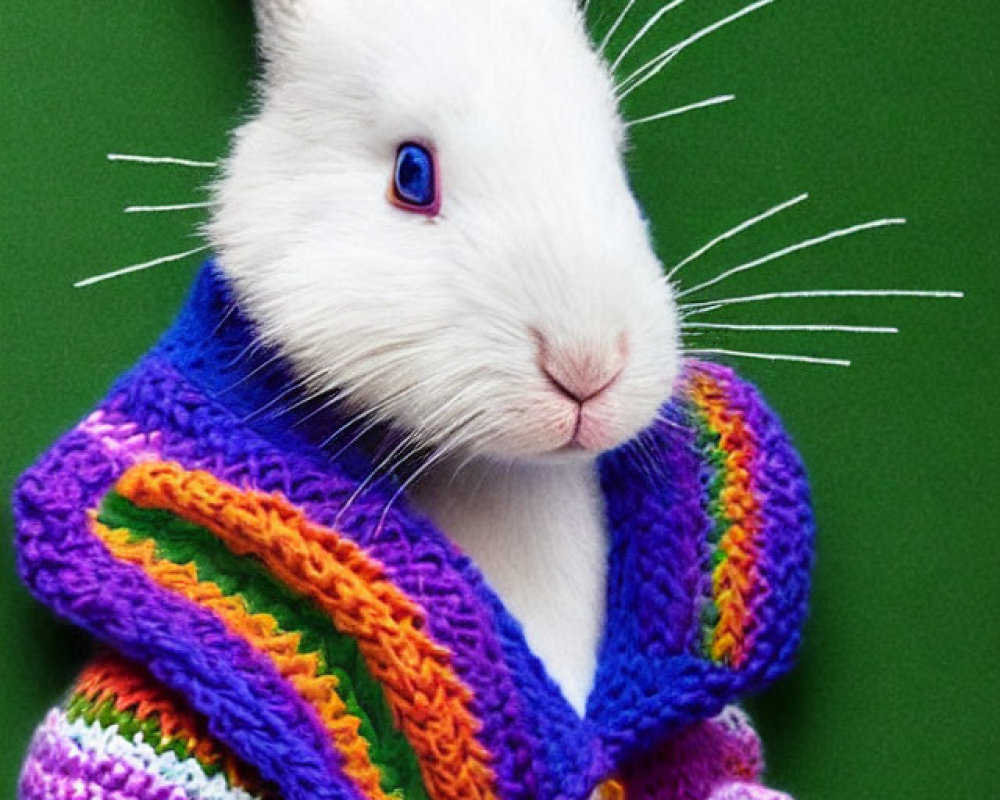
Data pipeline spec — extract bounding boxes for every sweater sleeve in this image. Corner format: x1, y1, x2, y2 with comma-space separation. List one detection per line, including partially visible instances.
619, 707, 793, 800
19, 652, 272, 800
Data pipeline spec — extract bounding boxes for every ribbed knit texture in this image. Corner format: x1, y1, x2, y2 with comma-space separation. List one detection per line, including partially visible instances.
13, 263, 813, 800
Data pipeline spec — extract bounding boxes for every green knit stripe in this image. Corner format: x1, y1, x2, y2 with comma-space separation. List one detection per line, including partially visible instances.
691, 408, 733, 659
65, 691, 221, 776
97, 491, 429, 800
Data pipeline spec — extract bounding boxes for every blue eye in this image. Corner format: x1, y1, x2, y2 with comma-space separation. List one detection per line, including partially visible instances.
391, 142, 439, 215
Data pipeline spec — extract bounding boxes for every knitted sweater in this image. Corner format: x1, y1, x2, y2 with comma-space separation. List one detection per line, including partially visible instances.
13, 264, 814, 800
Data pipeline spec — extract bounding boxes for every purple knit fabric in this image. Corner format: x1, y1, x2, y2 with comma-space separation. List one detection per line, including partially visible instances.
21, 714, 187, 800
13, 263, 813, 799
620, 708, 792, 800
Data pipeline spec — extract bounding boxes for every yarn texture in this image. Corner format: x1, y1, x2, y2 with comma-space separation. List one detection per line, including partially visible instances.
13, 263, 814, 800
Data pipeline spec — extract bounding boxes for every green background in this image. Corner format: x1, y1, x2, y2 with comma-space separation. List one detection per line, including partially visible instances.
1, 1, 997, 797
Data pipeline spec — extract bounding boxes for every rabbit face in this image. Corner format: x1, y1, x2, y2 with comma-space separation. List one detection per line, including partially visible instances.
211, 0, 680, 462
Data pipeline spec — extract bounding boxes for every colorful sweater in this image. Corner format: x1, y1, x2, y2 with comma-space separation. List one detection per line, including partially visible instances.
13, 264, 814, 800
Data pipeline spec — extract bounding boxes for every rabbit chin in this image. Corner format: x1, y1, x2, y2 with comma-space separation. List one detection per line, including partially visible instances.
516, 399, 654, 460
419, 378, 673, 467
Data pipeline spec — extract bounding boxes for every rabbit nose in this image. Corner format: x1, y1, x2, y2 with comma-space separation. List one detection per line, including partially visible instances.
535, 331, 628, 403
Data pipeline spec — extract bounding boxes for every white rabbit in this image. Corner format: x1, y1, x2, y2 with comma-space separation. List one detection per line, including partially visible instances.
210, 0, 680, 714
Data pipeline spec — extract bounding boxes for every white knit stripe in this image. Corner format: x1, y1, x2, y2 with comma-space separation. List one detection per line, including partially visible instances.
47, 709, 259, 800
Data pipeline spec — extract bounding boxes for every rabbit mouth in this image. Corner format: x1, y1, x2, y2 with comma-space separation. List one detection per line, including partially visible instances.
546, 392, 625, 455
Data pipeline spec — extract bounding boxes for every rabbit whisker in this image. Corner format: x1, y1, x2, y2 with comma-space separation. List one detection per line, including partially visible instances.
446, 444, 502, 494
375, 423, 487, 535
679, 304, 724, 319
124, 202, 211, 214
296, 381, 389, 439
599, 0, 639, 55
282, 337, 432, 426
326, 416, 401, 465
686, 348, 852, 367
681, 323, 900, 333
306, 347, 434, 420
333, 441, 412, 529
616, 0, 775, 100
681, 289, 965, 315
321, 392, 409, 453
609, 0, 687, 74
222, 337, 268, 370
74, 245, 209, 288
667, 193, 809, 282
334, 391, 479, 528
627, 94, 735, 128
216, 351, 287, 396
206, 303, 239, 341
288, 358, 422, 435
654, 412, 687, 432
677, 218, 908, 299
629, 430, 668, 486
107, 153, 217, 169
241, 379, 310, 423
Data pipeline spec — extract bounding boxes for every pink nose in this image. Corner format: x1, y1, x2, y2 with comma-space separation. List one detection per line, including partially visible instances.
537, 334, 628, 404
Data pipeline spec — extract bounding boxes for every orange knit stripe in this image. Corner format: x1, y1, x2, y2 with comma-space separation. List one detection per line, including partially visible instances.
72, 652, 263, 792
689, 372, 765, 667
114, 462, 497, 800
74, 652, 227, 767
92, 521, 390, 800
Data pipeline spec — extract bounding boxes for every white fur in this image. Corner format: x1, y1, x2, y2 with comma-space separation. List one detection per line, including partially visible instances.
411, 456, 607, 713
210, 0, 680, 714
